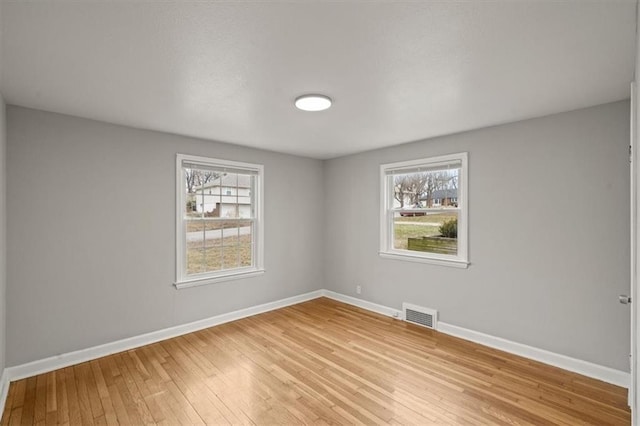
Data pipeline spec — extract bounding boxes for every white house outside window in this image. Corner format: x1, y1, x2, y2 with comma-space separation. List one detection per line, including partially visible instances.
380, 152, 468, 268
175, 154, 264, 288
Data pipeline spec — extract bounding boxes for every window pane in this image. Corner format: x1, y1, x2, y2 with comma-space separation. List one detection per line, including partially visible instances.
239, 244, 253, 267
186, 239, 206, 275
215, 173, 254, 219
180, 155, 262, 282
185, 167, 223, 216
185, 169, 253, 218
220, 220, 240, 248
222, 248, 240, 270
185, 218, 204, 235
186, 220, 253, 276
219, 220, 239, 270
187, 220, 215, 245
183, 165, 254, 275
393, 210, 458, 255
220, 222, 252, 270
237, 223, 253, 268
392, 168, 459, 210
205, 248, 223, 272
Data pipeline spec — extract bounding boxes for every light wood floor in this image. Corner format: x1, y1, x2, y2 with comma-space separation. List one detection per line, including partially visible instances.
0, 297, 631, 425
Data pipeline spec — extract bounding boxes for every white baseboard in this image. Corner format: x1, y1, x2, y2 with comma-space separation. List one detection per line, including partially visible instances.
321, 290, 401, 318
437, 322, 629, 388
5, 290, 323, 382
320, 291, 630, 389
0, 288, 630, 423
0, 369, 8, 417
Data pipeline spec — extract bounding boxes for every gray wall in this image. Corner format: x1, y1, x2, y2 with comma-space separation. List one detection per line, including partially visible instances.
0, 0, 6, 376
0, 96, 5, 375
324, 101, 631, 371
4, 101, 632, 371
6, 106, 324, 366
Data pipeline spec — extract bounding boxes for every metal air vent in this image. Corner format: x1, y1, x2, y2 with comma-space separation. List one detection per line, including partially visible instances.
403, 303, 438, 330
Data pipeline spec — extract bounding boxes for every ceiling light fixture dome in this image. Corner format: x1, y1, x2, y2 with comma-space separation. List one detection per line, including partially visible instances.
295, 94, 332, 111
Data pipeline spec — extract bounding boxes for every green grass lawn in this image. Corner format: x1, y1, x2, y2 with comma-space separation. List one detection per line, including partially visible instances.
393, 211, 457, 250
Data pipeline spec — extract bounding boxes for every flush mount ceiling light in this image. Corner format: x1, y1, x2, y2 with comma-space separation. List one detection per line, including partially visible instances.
295, 94, 332, 112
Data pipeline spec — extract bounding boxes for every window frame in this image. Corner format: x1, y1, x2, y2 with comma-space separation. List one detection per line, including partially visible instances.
175, 154, 265, 289
379, 152, 469, 269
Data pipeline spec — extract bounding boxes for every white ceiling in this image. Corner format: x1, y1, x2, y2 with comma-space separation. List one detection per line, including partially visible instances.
1, 1, 636, 159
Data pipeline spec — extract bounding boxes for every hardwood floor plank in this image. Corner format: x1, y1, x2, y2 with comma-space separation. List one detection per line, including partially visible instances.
7, 407, 22, 426
20, 377, 37, 425
104, 381, 129, 425
33, 375, 47, 425
88, 360, 116, 426
44, 372, 57, 422
0, 297, 631, 425
0, 380, 15, 426
54, 366, 69, 425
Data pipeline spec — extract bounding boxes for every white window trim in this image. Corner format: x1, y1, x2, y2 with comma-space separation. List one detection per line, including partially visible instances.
174, 154, 265, 289
379, 152, 469, 268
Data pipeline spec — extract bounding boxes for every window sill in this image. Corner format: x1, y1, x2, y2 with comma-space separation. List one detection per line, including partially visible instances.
379, 252, 469, 269
174, 269, 265, 289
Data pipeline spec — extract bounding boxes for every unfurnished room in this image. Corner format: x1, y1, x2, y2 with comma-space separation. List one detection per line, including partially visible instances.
0, 1, 639, 425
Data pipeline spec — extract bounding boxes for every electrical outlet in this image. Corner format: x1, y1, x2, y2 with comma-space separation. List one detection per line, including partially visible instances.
356, 285, 362, 294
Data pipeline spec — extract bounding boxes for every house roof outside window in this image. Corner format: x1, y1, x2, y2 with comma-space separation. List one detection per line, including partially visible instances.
420, 188, 458, 201
196, 173, 252, 191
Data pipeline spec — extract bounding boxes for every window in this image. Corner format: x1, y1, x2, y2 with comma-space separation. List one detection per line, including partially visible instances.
175, 154, 264, 288
380, 152, 468, 268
